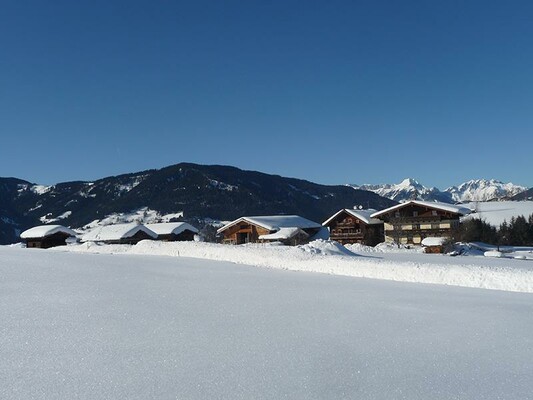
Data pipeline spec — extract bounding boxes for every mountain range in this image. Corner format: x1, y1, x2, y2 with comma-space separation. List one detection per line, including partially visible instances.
349, 178, 527, 203
0, 163, 396, 245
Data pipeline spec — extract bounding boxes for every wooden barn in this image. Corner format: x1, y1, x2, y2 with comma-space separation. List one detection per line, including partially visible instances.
217, 215, 323, 246
322, 208, 384, 246
370, 200, 471, 246
145, 222, 199, 241
20, 225, 77, 249
81, 223, 157, 245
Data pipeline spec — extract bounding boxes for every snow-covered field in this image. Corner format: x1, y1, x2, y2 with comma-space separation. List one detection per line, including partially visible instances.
464, 200, 533, 226
1, 247, 533, 399
56, 240, 533, 293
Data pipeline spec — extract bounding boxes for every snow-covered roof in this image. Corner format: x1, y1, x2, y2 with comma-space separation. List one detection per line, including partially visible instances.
217, 215, 321, 234
421, 237, 447, 247
371, 200, 472, 218
258, 227, 308, 240
322, 209, 382, 226
144, 222, 199, 236
81, 223, 157, 242
20, 225, 77, 239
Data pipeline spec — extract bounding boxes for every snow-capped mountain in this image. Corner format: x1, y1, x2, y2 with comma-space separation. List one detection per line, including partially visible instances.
349, 179, 452, 203
445, 179, 527, 203
350, 178, 527, 203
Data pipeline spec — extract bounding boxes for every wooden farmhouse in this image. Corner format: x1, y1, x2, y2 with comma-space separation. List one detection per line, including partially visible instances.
370, 200, 471, 246
20, 225, 77, 249
322, 209, 384, 246
217, 215, 323, 246
145, 222, 199, 241
81, 223, 157, 245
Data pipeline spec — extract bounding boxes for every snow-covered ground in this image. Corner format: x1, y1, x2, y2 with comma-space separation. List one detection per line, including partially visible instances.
55, 239, 533, 293
464, 200, 533, 226
1, 247, 532, 399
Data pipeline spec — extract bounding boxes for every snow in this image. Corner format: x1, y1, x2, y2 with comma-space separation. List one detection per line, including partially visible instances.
421, 237, 447, 246
371, 200, 472, 218
80, 208, 185, 230
58, 239, 533, 293
218, 215, 322, 233
20, 225, 77, 239
81, 223, 157, 242
30, 184, 52, 195
39, 210, 72, 224
463, 200, 533, 226
144, 222, 199, 236
258, 227, 306, 240
1, 246, 533, 399
322, 208, 382, 226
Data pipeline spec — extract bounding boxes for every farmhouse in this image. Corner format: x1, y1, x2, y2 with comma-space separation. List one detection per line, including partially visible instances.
81, 223, 157, 245
20, 225, 77, 249
217, 215, 323, 246
322, 208, 384, 246
371, 200, 471, 245
145, 222, 199, 241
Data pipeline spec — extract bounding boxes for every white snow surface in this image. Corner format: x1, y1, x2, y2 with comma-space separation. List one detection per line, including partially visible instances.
258, 227, 305, 240
144, 222, 199, 235
421, 237, 447, 246
20, 224, 77, 239
1, 246, 533, 399
81, 207, 185, 230
59, 239, 533, 293
463, 200, 533, 226
81, 223, 157, 242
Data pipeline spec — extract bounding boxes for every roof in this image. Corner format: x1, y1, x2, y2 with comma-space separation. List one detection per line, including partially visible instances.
421, 237, 447, 246
81, 223, 157, 242
371, 200, 472, 218
217, 215, 321, 234
258, 227, 308, 240
322, 208, 383, 226
20, 225, 77, 239
144, 222, 199, 236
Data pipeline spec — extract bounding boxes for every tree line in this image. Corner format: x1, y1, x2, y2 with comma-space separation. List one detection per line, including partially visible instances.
453, 214, 533, 247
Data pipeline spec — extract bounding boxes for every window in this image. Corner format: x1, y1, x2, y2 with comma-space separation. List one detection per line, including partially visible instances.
413, 211, 418, 217
432, 210, 438, 216
395, 211, 400, 218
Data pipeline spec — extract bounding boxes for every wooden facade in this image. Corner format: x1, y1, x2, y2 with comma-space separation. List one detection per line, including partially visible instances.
323, 210, 384, 246
25, 231, 73, 249
220, 222, 272, 245
372, 201, 468, 245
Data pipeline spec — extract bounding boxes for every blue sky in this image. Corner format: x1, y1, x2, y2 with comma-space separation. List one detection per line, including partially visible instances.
1, 0, 532, 189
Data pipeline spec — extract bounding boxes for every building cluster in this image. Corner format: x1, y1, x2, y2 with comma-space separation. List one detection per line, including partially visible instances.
20, 200, 472, 253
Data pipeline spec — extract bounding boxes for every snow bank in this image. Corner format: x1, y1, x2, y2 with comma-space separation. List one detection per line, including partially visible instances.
59, 240, 533, 293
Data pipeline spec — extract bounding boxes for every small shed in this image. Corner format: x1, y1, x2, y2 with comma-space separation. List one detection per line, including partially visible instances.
20, 225, 77, 249
421, 237, 447, 254
258, 227, 309, 246
145, 222, 199, 241
81, 223, 157, 245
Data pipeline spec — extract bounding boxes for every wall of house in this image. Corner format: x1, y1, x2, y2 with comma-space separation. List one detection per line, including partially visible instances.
325, 212, 383, 246
379, 204, 461, 245
220, 223, 270, 244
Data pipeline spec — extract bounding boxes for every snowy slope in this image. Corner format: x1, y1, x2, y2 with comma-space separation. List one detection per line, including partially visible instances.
463, 201, 533, 226
351, 178, 527, 203
1, 247, 533, 400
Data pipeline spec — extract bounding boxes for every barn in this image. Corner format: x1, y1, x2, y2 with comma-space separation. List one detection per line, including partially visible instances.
20, 225, 77, 249
322, 208, 384, 246
145, 222, 199, 241
217, 215, 323, 246
81, 223, 157, 245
